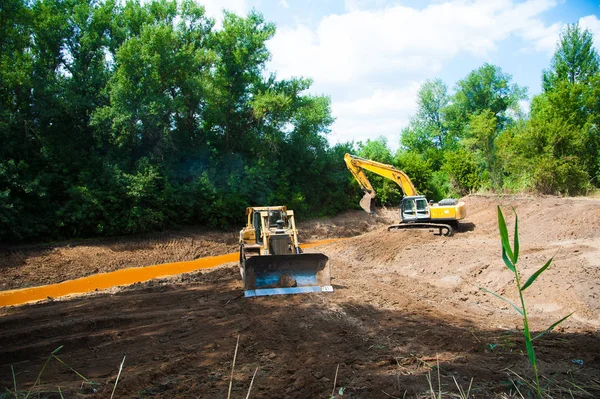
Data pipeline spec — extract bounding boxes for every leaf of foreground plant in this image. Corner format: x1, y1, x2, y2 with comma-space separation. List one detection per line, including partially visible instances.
479, 287, 523, 315
524, 333, 537, 366
498, 206, 515, 268
512, 208, 519, 263
502, 247, 516, 272
521, 257, 553, 291
532, 313, 574, 341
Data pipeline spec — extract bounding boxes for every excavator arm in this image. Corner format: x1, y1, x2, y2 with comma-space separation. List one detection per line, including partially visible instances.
344, 153, 419, 213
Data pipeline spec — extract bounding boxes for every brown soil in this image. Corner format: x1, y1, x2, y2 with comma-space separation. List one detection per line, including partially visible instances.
1, 196, 599, 398
0, 209, 386, 290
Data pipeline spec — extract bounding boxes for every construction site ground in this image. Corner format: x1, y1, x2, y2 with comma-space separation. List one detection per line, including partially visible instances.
1, 196, 599, 398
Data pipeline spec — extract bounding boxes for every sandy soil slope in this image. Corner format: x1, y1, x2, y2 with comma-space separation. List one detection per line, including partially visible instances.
1, 196, 599, 398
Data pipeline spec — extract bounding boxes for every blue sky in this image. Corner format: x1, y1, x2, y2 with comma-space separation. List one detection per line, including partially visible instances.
201, 0, 600, 150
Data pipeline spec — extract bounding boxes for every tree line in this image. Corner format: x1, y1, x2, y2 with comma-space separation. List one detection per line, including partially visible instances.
1, 0, 598, 242
1, 0, 356, 241
360, 24, 600, 207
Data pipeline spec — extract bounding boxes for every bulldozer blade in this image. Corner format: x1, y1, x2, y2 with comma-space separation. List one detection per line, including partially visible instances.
243, 253, 332, 297
360, 192, 376, 214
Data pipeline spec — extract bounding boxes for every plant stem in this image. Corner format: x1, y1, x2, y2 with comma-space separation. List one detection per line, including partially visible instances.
514, 269, 541, 398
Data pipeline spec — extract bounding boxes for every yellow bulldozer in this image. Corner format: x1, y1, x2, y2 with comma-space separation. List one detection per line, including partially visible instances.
239, 206, 333, 297
344, 153, 467, 236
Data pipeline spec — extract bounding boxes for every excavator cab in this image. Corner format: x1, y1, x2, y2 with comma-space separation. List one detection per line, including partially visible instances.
401, 196, 430, 222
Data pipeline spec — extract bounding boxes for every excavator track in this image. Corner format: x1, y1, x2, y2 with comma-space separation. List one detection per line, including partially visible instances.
387, 222, 454, 236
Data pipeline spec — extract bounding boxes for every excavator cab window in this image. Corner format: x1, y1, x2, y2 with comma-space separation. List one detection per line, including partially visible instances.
402, 198, 416, 221
415, 198, 430, 219
402, 197, 430, 221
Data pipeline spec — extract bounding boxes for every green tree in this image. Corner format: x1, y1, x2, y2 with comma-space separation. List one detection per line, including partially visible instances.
400, 79, 451, 169
502, 93, 591, 195
357, 137, 393, 163
511, 23, 600, 191
93, 0, 213, 157
443, 149, 483, 196
394, 151, 437, 198
447, 63, 526, 135
205, 11, 276, 155
463, 109, 500, 188
543, 23, 600, 90
1, 0, 348, 241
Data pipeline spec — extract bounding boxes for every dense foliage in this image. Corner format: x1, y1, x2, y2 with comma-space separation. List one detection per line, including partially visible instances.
1, 1, 599, 242
0, 0, 357, 241
391, 23, 600, 200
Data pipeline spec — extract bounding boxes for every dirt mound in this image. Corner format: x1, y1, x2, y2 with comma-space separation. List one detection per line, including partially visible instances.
1, 195, 599, 398
323, 195, 600, 329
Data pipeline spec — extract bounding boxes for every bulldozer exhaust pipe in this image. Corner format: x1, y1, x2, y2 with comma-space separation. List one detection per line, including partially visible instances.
243, 253, 332, 297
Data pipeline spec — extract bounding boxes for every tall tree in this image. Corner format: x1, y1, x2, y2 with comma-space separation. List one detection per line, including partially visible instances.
447, 63, 526, 134
543, 23, 600, 91
414, 78, 450, 149
205, 11, 276, 155
537, 23, 600, 187
400, 79, 452, 170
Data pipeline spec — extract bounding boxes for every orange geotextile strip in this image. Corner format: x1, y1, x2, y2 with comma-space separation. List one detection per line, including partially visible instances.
0, 238, 343, 307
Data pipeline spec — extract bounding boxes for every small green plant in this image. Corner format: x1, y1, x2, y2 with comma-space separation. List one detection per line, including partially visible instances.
480, 206, 573, 398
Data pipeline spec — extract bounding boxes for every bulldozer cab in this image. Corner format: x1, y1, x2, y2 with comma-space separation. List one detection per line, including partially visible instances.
250, 208, 288, 245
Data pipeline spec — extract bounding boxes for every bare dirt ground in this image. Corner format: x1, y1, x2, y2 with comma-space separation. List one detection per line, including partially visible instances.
0, 210, 385, 290
1, 196, 599, 398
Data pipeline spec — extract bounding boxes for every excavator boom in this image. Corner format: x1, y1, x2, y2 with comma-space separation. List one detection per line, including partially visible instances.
344, 153, 419, 213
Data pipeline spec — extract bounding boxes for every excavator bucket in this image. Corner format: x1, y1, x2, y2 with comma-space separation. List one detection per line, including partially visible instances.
360, 192, 376, 214
243, 253, 332, 297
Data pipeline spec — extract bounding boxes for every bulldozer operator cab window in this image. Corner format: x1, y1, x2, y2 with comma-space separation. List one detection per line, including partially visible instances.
268, 210, 285, 228
252, 212, 263, 244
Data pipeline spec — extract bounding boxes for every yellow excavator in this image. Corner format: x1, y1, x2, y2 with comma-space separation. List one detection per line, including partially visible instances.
239, 206, 333, 297
344, 153, 466, 236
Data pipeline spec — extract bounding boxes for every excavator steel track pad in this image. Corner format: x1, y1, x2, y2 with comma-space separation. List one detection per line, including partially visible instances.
243, 253, 332, 297
387, 222, 453, 236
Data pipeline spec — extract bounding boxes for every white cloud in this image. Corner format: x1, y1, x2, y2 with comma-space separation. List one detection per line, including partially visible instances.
279, 0, 290, 9
329, 84, 421, 150
344, 0, 401, 12
520, 14, 600, 58
200, 0, 248, 26
580, 15, 600, 52
270, 0, 560, 86
518, 20, 562, 54
267, 0, 561, 148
